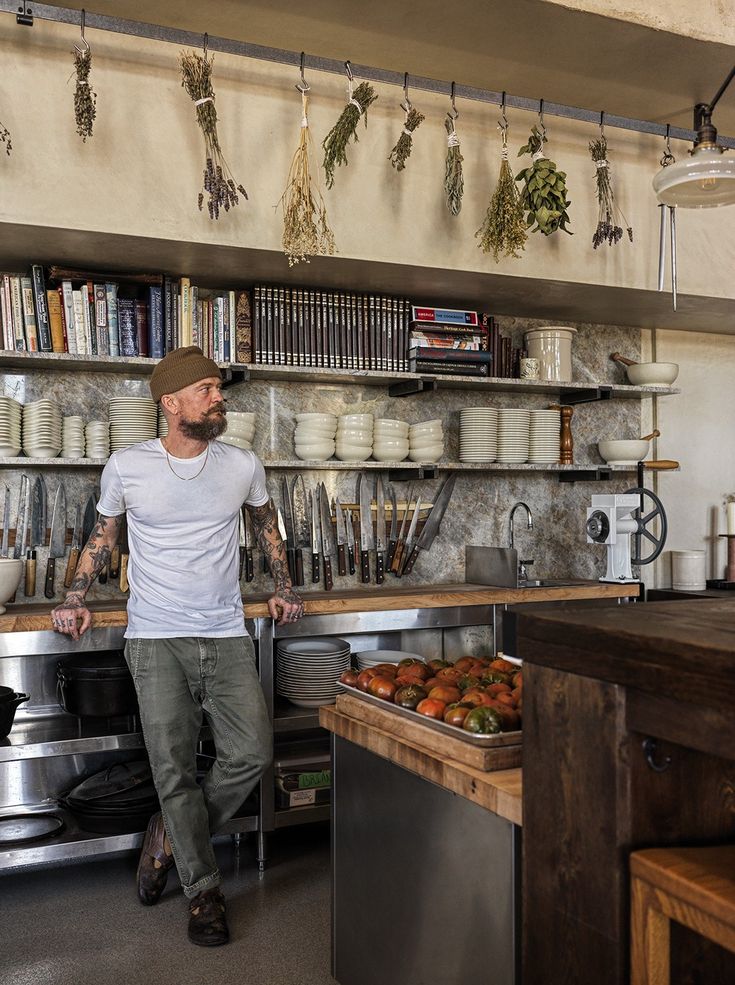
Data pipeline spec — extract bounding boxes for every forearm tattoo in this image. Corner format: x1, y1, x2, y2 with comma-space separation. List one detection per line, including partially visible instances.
247, 501, 292, 591
66, 514, 122, 601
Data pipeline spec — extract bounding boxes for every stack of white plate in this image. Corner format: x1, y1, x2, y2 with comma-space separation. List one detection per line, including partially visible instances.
294, 413, 337, 462
157, 406, 168, 438
355, 649, 424, 671
22, 399, 62, 458
108, 397, 158, 452
85, 420, 110, 459
373, 418, 409, 462
459, 407, 497, 462
409, 419, 444, 462
276, 637, 352, 708
0, 396, 22, 457
62, 416, 85, 459
528, 409, 561, 464
497, 408, 530, 463
336, 413, 372, 463
219, 411, 255, 451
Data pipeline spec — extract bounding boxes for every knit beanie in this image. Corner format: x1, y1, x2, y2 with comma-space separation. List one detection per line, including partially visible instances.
150, 346, 222, 402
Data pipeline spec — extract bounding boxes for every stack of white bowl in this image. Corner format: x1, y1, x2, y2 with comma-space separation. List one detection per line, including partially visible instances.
85, 421, 110, 459
294, 413, 336, 462
373, 419, 409, 462
62, 416, 85, 459
219, 411, 255, 451
157, 406, 168, 438
108, 397, 158, 452
528, 409, 561, 463
0, 397, 22, 457
497, 408, 531, 463
22, 399, 62, 458
408, 419, 444, 462
336, 413, 373, 463
459, 407, 497, 462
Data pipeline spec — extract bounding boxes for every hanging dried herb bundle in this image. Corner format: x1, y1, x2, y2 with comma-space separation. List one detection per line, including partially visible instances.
0, 120, 11, 156
476, 129, 527, 261
444, 115, 464, 215
179, 49, 248, 219
322, 80, 378, 189
278, 92, 336, 266
389, 106, 425, 172
73, 48, 96, 141
589, 135, 632, 248
516, 125, 572, 236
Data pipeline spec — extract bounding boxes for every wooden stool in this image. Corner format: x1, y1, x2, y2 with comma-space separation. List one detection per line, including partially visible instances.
631, 845, 735, 985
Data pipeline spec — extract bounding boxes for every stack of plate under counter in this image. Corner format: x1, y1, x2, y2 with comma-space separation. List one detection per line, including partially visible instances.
276, 637, 351, 708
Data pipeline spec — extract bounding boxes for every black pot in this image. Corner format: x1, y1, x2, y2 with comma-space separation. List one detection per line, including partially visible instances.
0, 692, 30, 739
57, 652, 138, 718
0, 685, 21, 703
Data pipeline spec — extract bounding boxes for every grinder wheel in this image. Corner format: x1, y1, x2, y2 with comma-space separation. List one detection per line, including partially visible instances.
624, 487, 668, 565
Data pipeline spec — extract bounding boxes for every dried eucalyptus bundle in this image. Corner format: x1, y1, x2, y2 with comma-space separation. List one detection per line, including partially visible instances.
476, 129, 527, 261
322, 80, 378, 189
0, 120, 11, 156
180, 49, 248, 219
444, 115, 464, 215
590, 135, 632, 248
278, 92, 336, 266
516, 125, 572, 236
389, 106, 425, 172
73, 48, 96, 141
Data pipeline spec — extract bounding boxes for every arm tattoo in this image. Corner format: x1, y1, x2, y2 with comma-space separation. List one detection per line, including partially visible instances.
247, 501, 292, 591
66, 514, 122, 601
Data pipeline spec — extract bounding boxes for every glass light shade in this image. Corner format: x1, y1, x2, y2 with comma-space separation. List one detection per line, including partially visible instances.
653, 145, 735, 208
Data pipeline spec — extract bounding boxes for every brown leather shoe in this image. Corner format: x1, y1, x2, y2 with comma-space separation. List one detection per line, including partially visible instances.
137, 812, 174, 906
188, 888, 229, 947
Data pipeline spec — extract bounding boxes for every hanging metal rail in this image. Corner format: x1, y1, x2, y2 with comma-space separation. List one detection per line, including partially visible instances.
2, 0, 734, 150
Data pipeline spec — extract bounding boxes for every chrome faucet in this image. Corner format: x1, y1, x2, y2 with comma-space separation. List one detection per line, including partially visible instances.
509, 502, 534, 581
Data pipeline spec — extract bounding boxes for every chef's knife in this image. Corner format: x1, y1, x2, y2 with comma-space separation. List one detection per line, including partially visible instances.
280, 476, 297, 585
375, 476, 387, 585
8, 477, 28, 604
398, 495, 423, 578
1, 485, 10, 558
243, 508, 254, 582
109, 507, 121, 579
64, 504, 82, 589
94, 485, 107, 585
276, 506, 289, 575
309, 489, 320, 583
263, 496, 276, 574
319, 483, 335, 591
387, 485, 398, 570
119, 514, 130, 593
403, 473, 457, 575
44, 483, 67, 599
358, 471, 373, 584
334, 497, 347, 577
82, 493, 97, 547
26, 476, 47, 596
345, 509, 356, 576
291, 475, 307, 587
239, 508, 247, 580
391, 482, 413, 575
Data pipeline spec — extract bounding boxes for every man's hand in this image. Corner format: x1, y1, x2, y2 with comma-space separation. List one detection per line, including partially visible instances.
268, 586, 304, 626
51, 593, 92, 641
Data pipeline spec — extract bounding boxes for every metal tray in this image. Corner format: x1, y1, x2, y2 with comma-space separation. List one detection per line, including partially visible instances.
339, 684, 522, 748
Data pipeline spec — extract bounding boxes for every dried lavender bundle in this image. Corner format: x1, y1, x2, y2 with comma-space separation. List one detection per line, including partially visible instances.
0, 120, 11, 156
444, 116, 464, 215
180, 50, 248, 219
322, 80, 378, 189
278, 93, 336, 266
389, 106, 425, 172
73, 48, 97, 142
590, 135, 632, 248
476, 150, 527, 261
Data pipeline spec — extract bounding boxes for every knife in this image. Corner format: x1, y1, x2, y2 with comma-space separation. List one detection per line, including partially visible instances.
1, 485, 10, 558
109, 506, 121, 579
276, 506, 289, 579
403, 473, 457, 575
291, 475, 307, 588
318, 483, 335, 591
309, 489, 320, 583
263, 496, 276, 573
358, 471, 374, 584
119, 514, 130, 593
238, 508, 247, 580
345, 509, 356, 576
26, 476, 47, 597
391, 482, 413, 575
243, 508, 254, 582
94, 485, 107, 584
334, 497, 347, 577
398, 495, 423, 578
64, 504, 82, 589
375, 476, 387, 585
387, 484, 398, 571
44, 483, 67, 599
8, 477, 28, 605
280, 476, 297, 585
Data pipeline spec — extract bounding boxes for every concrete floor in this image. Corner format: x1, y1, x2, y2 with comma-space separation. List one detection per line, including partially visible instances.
0, 823, 334, 985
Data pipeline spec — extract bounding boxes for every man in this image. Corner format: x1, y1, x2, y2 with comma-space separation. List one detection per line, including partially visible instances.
51, 345, 303, 947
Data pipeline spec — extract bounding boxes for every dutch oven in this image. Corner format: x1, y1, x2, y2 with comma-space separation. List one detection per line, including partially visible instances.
62, 761, 159, 835
0, 689, 29, 739
57, 652, 138, 718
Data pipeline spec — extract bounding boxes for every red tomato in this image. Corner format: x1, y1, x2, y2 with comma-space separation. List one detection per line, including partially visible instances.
428, 685, 461, 704
443, 703, 472, 728
367, 676, 398, 701
453, 657, 477, 673
485, 682, 513, 696
339, 669, 359, 687
436, 667, 463, 684
416, 698, 447, 720
356, 668, 383, 692
372, 663, 399, 677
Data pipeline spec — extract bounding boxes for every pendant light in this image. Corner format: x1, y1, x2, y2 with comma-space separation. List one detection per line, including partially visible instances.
653, 66, 735, 208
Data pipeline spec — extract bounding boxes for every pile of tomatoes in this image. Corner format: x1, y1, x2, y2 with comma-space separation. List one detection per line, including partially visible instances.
339, 654, 522, 736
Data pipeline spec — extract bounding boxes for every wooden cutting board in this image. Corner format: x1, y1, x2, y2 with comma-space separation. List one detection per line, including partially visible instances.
335, 693, 522, 772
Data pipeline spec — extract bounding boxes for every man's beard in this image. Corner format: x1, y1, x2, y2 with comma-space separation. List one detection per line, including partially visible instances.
179, 405, 227, 441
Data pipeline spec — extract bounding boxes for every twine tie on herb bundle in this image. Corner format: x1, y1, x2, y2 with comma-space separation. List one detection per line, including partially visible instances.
322, 61, 378, 189
476, 93, 527, 261
444, 83, 464, 215
590, 114, 632, 248
180, 38, 248, 219
388, 73, 425, 172
516, 102, 572, 236
72, 9, 96, 142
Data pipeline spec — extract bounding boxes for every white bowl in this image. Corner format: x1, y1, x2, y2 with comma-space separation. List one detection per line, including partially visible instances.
336, 428, 373, 442
598, 439, 650, 465
295, 427, 337, 441
22, 446, 61, 458
338, 414, 373, 427
625, 362, 679, 386
335, 445, 372, 462
226, 410, 256, 420
410, 424, 444, 437
374, 427, 409, 439
374, 419, 408, 432
372, 447, 409, 462
295, 442, 335, 460
296, 413, 337, 424
371, 437, 409, 450
408, 445, 444, 462
0, 445, 20, 457
410, 419, 442, 429
0, 558, 22, 614
217, 435, 253, 450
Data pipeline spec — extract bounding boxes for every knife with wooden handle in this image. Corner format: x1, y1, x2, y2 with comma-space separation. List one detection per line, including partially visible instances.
345, 509, 356, 576
358, 472, 373, 584
391, 483, 413, 575
402, 474, 456, 576
335, 498, 347, 577
309, 490, 320, 584
24, 549, 36, 596
119, 515, 130, 593
44, 483, 66, 600
318, 484, 335, 591
64, 504, 82, 589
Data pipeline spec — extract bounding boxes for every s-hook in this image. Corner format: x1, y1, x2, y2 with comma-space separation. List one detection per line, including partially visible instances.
401, 72, 411, 114
74, 8, 90, 54
449, 81, 459, 120
643, 737, 672, 773
296, 51, 310, 93
657, 125, 678, 311
538, 97, 547, 139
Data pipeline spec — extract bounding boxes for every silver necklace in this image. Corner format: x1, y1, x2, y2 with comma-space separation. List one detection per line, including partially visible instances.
163, 441, 210, 481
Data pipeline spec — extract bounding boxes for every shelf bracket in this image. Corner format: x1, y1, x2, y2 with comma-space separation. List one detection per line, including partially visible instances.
558, 386, 612, 406
388, 378, 437, 398
388, 466, 437, 481
558, 468, 613, 483
222, 365, 250, 388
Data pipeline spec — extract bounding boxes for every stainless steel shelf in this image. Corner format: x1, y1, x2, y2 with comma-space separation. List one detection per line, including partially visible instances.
273, 702, 323, 733
0, 720, 145, 763
274, 803, 330, 829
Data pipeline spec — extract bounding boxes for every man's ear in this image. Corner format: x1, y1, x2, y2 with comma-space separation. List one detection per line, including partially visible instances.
161, 394, 178, 416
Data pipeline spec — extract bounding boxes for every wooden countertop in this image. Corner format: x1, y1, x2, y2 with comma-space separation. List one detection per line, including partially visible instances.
0, 580, 637, 633
320, 705, 522, 826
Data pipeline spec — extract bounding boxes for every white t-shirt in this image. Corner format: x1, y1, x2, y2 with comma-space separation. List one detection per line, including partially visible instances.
97, 438, 269, 639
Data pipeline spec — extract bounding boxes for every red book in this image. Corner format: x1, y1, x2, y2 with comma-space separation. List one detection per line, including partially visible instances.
134, 299, 149, 357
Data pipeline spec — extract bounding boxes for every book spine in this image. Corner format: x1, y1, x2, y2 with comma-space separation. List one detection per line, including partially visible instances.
0, 276, 9, 350
46, 288, 66, 354
134, 299, 149, 357
411, 306, 479, 325
10, 277, 25, 351
304, 289, 314, 368
148, 285, 164, 359
59, 282, 76, 355
190, 286, 200, 349
218, 296, 226, 362
180, 278, 191, 347
93, 283, 109, 356
226, 290, 234, 363
20, 276, 38, 352
71, 291, 86, 355
401, 299, 409, 372
390, 298, 398, 372
309, 290, 318, 369
118, 298, 137, 356
235, 291, 251, 364
31, 266, 52, 351
84, 282, 96, 355
211, 297, 219, 361
252, 286, 261, 363
163, 277, 172, 354
105, 283, 119, 357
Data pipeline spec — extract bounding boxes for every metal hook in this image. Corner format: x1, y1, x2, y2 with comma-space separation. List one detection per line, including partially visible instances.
345, 60, 354, 82
74, 8, 90, 54
642, 737, 672, 773
600, 110, 605, 136
401, 72, 412, 114
295, 51, 310, 93
203, 31, 208, 59
660, 123, 676, 167
538, 97, 546, 137
498, 90, 509, 131
449, 81, 459, 119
